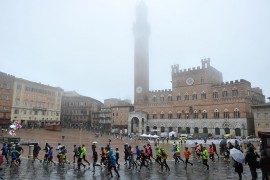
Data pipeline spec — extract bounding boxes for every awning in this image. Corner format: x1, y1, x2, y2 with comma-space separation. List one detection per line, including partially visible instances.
0, 120, 11, 125
258, 131, 270, 149
258, 131, 270, 138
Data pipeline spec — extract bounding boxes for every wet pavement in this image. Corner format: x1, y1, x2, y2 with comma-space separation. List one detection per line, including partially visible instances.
0, 129, 263, 179
0, 157, 262, 180
12, 129, 261, 163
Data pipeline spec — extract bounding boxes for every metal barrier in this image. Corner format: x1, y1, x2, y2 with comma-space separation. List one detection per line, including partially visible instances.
1, 136, 20, 143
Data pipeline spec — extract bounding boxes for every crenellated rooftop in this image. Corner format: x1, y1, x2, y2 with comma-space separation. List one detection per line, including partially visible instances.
211, 79, 251, 87
171, 58, 211, 75
150, 89, 172, 93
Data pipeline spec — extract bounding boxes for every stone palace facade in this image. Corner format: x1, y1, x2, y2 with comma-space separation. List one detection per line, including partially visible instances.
128, 2, 265, 138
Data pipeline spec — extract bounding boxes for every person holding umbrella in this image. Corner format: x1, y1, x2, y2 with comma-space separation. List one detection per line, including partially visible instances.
230, 148, 244, 180
219, 138, 227, 157
233, 159, 243, 180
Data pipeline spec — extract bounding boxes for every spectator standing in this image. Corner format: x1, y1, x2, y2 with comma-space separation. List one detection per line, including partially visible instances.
245, 146, 259, 180
1, 143, 9, 164
233, 160, 243, 180
260, 150, 270, 180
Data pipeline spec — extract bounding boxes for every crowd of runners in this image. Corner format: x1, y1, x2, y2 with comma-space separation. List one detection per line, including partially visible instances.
1, 139, 269, 180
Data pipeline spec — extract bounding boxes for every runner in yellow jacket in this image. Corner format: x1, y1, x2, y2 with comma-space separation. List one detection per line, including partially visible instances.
202, 146, 209, 170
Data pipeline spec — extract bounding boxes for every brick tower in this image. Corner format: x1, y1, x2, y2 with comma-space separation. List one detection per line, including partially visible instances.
133, 1, 150, 105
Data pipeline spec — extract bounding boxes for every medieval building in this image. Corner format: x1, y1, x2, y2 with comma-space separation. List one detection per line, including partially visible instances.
60, 91, 103, 129
128, 2, 265, 137
0, 72, 15, 128
252, 102, 270, 136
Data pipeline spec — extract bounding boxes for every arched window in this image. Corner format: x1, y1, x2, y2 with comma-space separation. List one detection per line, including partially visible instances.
203, 127, 208, 134
224, 109, 230, 119
161, 126, 165, 132
214, 109, 219, 119
178, 127, 182, 133
168, 111, 173, 119
201, 77, 204, 84
186, 127, 190, 134
212, 90, 218, 99
224, 127, 230, 134
146, 126, 150, 132
160, 95, 164, 102
222, 88, 228, 98
202, 110, 207, 119
185, 111, 189, 119
232, 87, 238, 97
168, 94, 172, 102
215, 128, 220, 135
184, 93, 189, 100
193, 110, 198, 119
235, 128, 241, 136
177, 94, 181, 101
152, 95, 156, 102
144, 95, 148, 102
234, 108, 240, 118
177, 111, 181, 119
201, 91, 207, 100
194, 127, 199, 133
160, 112, 164, 119
152, 112, 157, 119
169, 127, 173, 132
193, 93, 197, 100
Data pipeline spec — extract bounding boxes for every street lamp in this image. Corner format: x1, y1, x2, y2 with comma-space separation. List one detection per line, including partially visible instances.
103, 114, 106, 132
79, 123, 83, 146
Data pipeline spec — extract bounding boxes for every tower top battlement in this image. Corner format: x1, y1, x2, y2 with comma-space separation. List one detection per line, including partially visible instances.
136, 1, 148, 21
171, 58, 212, 75
201, 58, 211, 68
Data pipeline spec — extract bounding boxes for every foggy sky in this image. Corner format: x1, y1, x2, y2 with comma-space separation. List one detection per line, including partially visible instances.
0, 0, 269, 103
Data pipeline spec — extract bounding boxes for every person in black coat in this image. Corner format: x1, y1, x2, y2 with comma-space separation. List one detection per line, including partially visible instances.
260, 150, 270, 180
245, 146, 259, 180
233, 160, 243, 180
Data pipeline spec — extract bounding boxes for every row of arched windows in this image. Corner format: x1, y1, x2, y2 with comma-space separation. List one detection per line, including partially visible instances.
152, 88, 239, 102
151, 108, 241, 119
147, 126, 242, 136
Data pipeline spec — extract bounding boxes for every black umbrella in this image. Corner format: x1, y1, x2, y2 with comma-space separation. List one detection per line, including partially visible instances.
220, 139, 227, 147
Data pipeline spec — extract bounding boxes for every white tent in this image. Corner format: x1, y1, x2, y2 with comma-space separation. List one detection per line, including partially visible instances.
151, 135, 160, 138
169, 131, 177, 137
140, 134, 148, 137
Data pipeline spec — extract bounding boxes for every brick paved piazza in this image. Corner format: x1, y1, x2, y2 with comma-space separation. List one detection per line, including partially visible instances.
0, 128, 262, 179
0, 155, 262, 180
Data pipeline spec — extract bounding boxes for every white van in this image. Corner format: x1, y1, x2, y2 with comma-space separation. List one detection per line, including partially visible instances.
179, 134, 188, 139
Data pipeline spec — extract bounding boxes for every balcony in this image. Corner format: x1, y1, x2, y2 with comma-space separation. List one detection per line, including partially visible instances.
33, 107, 47, 111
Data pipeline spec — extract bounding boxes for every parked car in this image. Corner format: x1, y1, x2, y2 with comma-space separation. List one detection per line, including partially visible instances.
224, 134, 235, 139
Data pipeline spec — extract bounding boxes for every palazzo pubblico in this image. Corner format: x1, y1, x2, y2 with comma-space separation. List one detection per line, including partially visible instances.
128, 2, 265, 137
